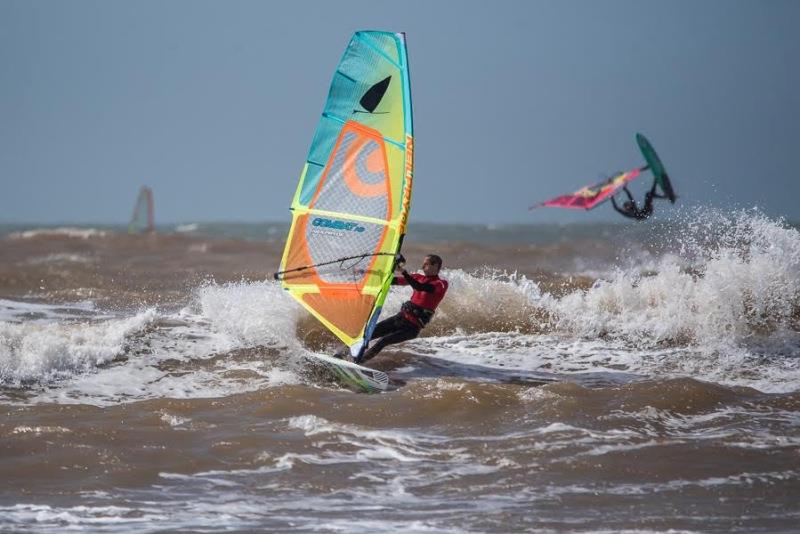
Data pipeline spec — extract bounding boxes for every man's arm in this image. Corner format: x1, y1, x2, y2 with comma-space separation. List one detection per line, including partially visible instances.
611, 197, 632, 218
400, 270, 435, 292
622, 186, 635, 202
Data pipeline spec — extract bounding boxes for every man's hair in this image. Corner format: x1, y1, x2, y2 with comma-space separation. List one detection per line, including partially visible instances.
426, 254, 443, 269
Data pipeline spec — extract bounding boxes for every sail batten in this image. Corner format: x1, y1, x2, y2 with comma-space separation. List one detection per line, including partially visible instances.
277, 31, 413, 357
320, 112, 406, 147
356, 34, 403, 70
290, 208, 402, 228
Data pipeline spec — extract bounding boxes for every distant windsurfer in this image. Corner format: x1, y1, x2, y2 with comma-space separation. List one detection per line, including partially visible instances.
337, 254, 448, 364
611, 182, 666, 220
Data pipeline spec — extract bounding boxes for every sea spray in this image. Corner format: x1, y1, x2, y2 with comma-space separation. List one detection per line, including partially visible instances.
547, 209, 800, 350
0, 308, 158, 386
431, 268, 549, 335
195, 280, 304, 351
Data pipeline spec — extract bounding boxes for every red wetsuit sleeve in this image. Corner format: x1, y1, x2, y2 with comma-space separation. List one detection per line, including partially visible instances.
408, 276, 448, 311
400, 271, 435, 292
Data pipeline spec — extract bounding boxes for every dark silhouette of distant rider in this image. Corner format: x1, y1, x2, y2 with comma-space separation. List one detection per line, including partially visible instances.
611, 182, 666, 220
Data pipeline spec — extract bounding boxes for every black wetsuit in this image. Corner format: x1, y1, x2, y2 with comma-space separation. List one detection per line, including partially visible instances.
360, 312, 421, 363
612, 184, 664, 220
358, 270, 448, 363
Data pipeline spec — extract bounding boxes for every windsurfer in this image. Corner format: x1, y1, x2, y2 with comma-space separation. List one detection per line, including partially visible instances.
611, 182, 666, 220
337, 254, 448, 363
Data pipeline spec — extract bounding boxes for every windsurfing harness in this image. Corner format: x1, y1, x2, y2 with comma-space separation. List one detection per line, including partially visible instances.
394, 271, 448, 327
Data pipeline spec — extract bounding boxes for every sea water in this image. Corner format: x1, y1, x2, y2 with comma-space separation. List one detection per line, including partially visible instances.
1, 209, 799, 532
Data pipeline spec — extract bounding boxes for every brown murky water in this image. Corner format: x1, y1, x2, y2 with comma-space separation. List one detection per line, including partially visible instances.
1, 218, 799, 532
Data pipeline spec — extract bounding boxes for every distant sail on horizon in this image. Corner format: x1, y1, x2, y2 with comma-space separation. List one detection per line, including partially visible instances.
129, 186, 155, 233
275, 31, 413, 359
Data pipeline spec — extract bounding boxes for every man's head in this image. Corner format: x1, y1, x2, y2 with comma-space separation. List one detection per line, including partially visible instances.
422, 254, 442, 276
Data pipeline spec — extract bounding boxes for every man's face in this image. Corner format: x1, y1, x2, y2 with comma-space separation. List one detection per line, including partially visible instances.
422, 257, 439, 276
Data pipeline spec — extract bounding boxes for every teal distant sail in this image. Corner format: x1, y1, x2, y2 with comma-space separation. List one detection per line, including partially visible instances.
128, 186, 154, 234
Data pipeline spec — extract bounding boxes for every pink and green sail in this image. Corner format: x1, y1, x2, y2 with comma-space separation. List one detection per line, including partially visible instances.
531, 168, 643, 210
531, 133, 675, 211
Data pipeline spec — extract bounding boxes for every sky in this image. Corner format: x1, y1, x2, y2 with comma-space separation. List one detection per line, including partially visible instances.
1, 0, 799, 225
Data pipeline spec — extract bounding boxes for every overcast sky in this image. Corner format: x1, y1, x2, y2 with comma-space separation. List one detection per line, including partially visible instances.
1, 0, 798, 224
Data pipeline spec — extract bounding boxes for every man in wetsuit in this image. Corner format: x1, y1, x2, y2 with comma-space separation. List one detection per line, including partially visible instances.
611, 182, 666, 220
338, 254, 448, 364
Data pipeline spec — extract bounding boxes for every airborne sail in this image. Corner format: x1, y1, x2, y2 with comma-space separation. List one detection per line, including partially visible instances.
532, 133, 676, 211
531, 168, 643, 210
275, 31, 413, 358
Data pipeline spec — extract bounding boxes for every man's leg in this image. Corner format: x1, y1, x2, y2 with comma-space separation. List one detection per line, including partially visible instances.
623, 186, 635, 202
360, 322, 420, 363
650, 180, 667, 198
370, 315, 402, 339
334, 315, 402, 359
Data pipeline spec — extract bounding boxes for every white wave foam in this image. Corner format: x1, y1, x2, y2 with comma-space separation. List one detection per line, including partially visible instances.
4, 210, 798, 400
498, 209, 800, 391
534, 468, 800, 499
26, 253, 94, 265
285, 414, 473, 464
413, 330, 800, 393
11, 425, 72, 435
175, 223, 199, 233
159, 411, 191, 428
195, 280, 305, 350
30, 306, 301, 406
192, 210, 794, 393
0, 309, 158, 385
7, 227, 108, 239
0, 503, 169, 530
601, 405, 800, 449
433, 268, 546, 332
549, 210, 800, 348
0, 299, 108, 324
0, 288, 307, 405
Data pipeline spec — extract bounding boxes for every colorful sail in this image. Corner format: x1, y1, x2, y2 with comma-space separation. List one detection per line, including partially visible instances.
275, 31, 413, 358
531, 168, 643, 210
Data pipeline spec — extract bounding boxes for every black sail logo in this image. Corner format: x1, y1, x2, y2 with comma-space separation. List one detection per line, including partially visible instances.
355, 76, 391, 114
